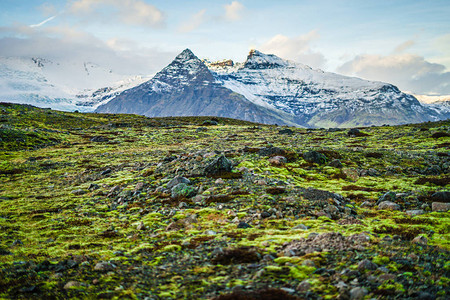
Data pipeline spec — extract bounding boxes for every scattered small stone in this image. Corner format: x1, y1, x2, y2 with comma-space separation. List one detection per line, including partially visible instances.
204, 155, 233, 176
360, 201, 373, 208
100, 168, 112, 175
296, 280, 311, 292
406, 209, 425, 216
329, 159, 343, 168
94, 261, 116, 272
237, 222, 251, 229
178, 202, 188, 209
255, 179, 267, 185
303, 151, 327, 164
90, 136, 109, 142
88, 183, 100, 190
412, 235, 428, 245
377, 201, 400, 210
268, 155, 287, 166
349, 287, 368, 300
167, 176, 191, 189
258, 146, 285, 157
357, 259, 377, 271
292, 224, 308, 230
335, 281, 347, 289
260, 211, 271, 218
378, 273, 396, 281
72, 189, 87, 195
342, 168, 359, 182
432, 202, 450, 212
64, 281, 81, 290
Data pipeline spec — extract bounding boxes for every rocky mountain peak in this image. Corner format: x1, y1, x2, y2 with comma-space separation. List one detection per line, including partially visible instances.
153, 48, 214, 86
173, 48, 197, 63
243, 49, 289, 69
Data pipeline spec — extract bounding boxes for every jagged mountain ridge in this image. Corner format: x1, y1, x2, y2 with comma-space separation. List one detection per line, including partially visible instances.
208, 50, 445, 127
97, 48, 448, 128
95, 49, 298, 126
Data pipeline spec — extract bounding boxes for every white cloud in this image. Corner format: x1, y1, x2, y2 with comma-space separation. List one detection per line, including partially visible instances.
260, 31, 326, 69
0, 25, 175, 76
224, 1, 244, 21
68, 0, 165, 28
178, 9, 207, 33
337, 53, 450, 95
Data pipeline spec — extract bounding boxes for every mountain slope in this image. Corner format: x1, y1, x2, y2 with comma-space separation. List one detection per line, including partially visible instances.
208, 50, 444, 127
95, 49, 298, 126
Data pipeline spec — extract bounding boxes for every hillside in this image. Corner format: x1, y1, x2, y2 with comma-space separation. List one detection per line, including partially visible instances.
0, 103, 449, 299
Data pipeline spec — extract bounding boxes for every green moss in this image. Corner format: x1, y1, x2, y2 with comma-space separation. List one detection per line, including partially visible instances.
377, 280, 405, 293
373, 256, 390, 265
289, 265, 316, 280
161, 244, 182, 252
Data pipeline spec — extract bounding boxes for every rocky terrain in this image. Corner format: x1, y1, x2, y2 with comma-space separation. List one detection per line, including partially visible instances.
0, 102, 449, 299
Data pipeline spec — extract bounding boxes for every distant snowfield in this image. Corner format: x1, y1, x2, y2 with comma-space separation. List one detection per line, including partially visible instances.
0, 56, 150, 111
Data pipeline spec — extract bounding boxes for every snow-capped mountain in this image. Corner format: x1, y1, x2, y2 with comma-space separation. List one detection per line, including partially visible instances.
95, 49, 297, 126
207, 50, 444, 127
2, 49, 448, 127
0, 56, 147, 111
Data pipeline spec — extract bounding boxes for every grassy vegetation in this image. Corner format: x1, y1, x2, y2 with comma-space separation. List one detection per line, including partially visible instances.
0, 103, 449, 299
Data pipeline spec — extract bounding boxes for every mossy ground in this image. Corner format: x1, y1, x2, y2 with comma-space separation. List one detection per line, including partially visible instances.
0, 103, 449, 299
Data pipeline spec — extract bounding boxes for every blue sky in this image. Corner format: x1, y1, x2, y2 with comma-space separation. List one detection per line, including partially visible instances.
0, 0, 449, 95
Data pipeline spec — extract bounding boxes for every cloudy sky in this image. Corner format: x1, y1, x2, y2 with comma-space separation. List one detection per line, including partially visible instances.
0, 0, 449, 95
